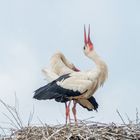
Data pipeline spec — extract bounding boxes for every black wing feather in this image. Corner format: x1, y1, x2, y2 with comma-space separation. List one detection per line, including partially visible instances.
78, 96, 99, 111
33, 74, 81, 102
88, 96, 99, 111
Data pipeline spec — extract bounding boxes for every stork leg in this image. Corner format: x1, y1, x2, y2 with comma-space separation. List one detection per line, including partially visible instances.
65, 101, 71, 125
68, 101, 71, 124
72, 100, 78, 125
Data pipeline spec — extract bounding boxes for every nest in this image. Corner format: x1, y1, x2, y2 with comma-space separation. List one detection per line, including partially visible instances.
0, 98, 140, 140
1, 121, 140, 140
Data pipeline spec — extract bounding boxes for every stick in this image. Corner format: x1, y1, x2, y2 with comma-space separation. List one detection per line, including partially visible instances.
116, 109, 126, 125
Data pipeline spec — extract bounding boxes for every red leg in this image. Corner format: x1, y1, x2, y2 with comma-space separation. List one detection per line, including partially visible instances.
68, 101, 71, 124
65, 101, 71, 125
65, 102, 68, 125
72, 100, 78, 125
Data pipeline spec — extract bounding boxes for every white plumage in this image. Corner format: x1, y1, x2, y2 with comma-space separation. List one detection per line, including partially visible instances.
42, 52, 79, 82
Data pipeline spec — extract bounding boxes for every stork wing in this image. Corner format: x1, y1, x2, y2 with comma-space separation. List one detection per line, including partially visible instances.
34, 74, 80, 102
34, 73, 93, 102
56, 75, 93, 93
50, 52, 77, 76
77, 96, 98, 111
42, 68, 59, 82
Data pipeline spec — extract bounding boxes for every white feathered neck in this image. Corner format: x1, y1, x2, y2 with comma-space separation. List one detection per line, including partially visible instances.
86, 50, 108, 87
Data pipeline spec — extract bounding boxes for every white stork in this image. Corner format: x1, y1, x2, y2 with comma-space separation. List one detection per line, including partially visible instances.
42, 52, 98, 124
33, 25, 108, 125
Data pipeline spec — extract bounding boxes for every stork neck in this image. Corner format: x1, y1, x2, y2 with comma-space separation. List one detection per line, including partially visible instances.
88, 50, 108, 86
87, 51, 105, 68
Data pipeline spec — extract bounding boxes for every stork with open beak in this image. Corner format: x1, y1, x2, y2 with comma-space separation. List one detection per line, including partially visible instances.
42, 52, 98, 125
33, 25, 108, 125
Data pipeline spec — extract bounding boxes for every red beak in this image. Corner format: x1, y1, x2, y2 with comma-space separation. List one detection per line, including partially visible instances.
88, 24, 91, 44
84, 25, 87, 44
84, 25, 93, 50
84, 25, 92, 44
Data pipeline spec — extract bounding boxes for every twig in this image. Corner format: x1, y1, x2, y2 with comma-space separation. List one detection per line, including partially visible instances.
27, 105, 35, 126
47, 127, 65, 140
0, 99, 22, 128
125, 113, 132, 124
2, 112, 19, 129
37, 117, 45, 127
116, 109, 126, 125
13, 98, 23, 128
136, 108, 139, 124
0, 125, 6, 137
105, 131, 136, 140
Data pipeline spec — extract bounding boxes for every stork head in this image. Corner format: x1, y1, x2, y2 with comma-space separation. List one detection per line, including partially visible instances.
83, 25, 94, 56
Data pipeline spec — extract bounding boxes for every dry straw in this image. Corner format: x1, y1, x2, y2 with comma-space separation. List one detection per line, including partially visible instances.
0, 98, 140, 140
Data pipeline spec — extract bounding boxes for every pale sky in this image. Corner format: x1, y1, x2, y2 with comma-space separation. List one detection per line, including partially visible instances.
0, 0, 140, 130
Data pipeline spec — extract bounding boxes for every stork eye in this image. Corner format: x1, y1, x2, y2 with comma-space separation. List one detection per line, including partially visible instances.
83, 46, 85, 50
